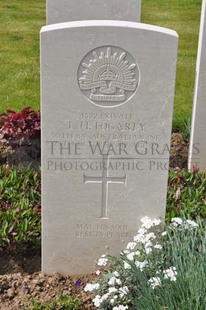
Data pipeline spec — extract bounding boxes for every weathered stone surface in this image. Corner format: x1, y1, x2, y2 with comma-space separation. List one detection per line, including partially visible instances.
46, 0, 141, 24
189, 0, 206, 171
41, 21, 178, 275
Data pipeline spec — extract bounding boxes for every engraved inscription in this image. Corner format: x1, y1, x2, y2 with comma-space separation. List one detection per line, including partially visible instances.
75, 223, 129, 239
78, 46, 140, 107
84, 155, 126, 219
50, 113, 150, 142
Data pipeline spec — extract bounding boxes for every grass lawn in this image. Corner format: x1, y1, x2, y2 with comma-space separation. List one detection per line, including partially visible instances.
0, 0, 202, 132
142, 0, 201, 132
0, 0, 45, 112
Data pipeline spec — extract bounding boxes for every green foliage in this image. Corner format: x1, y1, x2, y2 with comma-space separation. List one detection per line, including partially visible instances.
173, 116, 191, 140
167, 169, 206, 221
0, 164, 206, 307
25, 292, 82, 310
132, 217, 206, 310
0, 165, 41, 248
85, 217, 206, 309
1, 164, 206, 249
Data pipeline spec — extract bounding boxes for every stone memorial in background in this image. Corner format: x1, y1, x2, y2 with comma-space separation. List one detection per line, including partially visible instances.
46, 0, 141, 24
41, 20, 178, 275
189, 0, 206, 171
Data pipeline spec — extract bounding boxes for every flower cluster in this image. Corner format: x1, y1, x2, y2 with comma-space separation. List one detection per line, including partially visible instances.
163, 267, 178, 282
122, 216, 163, 264
170, 217, 199, 229
84, 283, 100, 292
85, 268, 130, 308
85, 216, 201, 309
97, 254, 108, 267
148, 276, 161, 289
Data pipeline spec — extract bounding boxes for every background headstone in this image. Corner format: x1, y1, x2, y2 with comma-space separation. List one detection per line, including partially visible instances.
188, 0, 206, 171
41, 20, 178, 275
46, 0, 141, 24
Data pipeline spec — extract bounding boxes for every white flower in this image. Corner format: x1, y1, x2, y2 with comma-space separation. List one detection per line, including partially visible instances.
152, 218, 162, 226
113, 271, 120, 277
154, 244, 163, 250
137, 227, 147, 234
119, 286, 129, 298
101, 293, 110, 301
135, 260, 148, 271
141, 216, 153, 229
113, 305, 129, 310
171, 218, 198, 230
171, 217, 183, 227
146, 232, 156, 240
116, 278, 122, 285
134, 232, 156, 245
163, 267, 177, 281
144, 240, 153, 248
108, 276, 122, 286
124, 262, 131, 270
162, 231, 167, 236
133, 233, 145, 243
84, 283, 100, 292
92, 295, 103, 307
108, 277, 116, 286
185, 219, 198, 228
97, 255, 108, 266
126, 242, 137, 250
108, 287, 118, 294
126, 252, 135, 261
145, 247, 152, 254
148, 276, 161, 289
96, 270, 101, 276
122, 250, 130, 255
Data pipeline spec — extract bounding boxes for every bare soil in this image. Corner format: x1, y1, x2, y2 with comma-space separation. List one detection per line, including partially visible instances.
0, 132, 189, 309
0, 248, 95, 310
169, 132, 189, 169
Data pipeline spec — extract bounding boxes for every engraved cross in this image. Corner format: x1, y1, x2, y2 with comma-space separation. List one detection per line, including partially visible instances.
84, 155, 126, 219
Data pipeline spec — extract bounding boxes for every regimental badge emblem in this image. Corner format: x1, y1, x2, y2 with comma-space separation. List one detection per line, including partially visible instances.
78, 46, 140, 107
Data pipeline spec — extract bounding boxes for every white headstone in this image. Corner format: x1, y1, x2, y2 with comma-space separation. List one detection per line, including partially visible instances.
46, 0, 141, 24
41, 20, 178, 275
189, 0, 206, 171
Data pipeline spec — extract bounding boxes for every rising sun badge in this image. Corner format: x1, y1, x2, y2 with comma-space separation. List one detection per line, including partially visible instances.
78, 46, 140, 107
